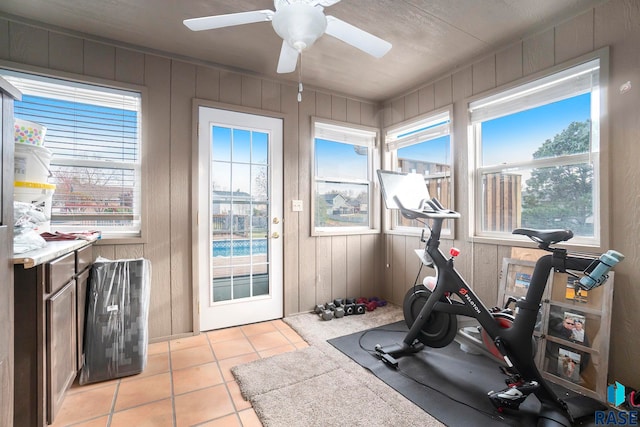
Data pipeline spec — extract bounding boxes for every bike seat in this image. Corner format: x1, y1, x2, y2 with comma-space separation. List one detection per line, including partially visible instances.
512, 228, 573, 245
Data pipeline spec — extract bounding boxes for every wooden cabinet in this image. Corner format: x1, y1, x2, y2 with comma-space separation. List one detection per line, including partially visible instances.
0, 76, 21, 427
13, 241, 93, 426
46, 280, 77, 423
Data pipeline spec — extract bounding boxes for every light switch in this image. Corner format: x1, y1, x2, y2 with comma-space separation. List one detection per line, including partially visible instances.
292, 200, 303, 212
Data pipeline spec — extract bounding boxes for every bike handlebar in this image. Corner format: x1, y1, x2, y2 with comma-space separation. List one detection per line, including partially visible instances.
393, 195, 461, 220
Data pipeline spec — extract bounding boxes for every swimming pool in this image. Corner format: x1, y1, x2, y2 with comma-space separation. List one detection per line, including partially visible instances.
212, 238, 267, 257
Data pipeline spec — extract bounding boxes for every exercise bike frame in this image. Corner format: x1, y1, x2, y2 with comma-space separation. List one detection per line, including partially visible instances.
377, 197, 600, 417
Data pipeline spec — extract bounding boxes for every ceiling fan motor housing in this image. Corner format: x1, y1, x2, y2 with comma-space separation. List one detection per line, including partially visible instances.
272, 2, 327, 52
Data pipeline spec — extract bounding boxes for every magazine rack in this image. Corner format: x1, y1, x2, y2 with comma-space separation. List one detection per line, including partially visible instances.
498, 258, 614, 403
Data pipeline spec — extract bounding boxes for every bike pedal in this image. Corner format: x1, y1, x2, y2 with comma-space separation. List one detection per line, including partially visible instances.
379, 352, 399, 368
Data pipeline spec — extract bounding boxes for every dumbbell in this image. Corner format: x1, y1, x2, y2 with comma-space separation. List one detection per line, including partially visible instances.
356, 297, 377, 312
343, 298, 356, 315
369, 296, 388, 307
314, 304, 333, 321
326, 302, 345, 318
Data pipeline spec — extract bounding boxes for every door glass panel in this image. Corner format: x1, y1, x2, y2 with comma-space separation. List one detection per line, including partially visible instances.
211, 126, 271, 303
252, 165, 268, 201
212, 127, 231, 161
253, 132, 268, 164
232, 129, 251, 163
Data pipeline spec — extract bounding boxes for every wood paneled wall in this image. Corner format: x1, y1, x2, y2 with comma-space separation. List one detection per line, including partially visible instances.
1, 0, 638, 387
381, 0, 640, 387
0, 16, 384, 342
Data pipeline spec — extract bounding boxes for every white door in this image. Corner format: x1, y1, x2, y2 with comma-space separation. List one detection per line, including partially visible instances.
197, 107, 283, 331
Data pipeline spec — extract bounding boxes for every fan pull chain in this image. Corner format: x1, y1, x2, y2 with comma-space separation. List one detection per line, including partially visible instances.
297, 55, 303, 102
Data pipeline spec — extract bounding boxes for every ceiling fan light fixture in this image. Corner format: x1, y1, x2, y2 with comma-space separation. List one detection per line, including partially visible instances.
272, 2, 327, 52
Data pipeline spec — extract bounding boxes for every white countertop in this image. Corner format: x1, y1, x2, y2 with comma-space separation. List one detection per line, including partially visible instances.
13, 239, 93, 268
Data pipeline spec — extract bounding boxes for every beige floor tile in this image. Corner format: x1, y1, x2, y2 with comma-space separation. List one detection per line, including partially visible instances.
207, 327, 246, 343
68, 415, 110, 427
238, 408, 263, 427
121, 352, 170, 381
66, 377, 120, 395
258, 343, 297, 358
147, 341, 169, 355
279, 327, 306, 343
172, 361, 224, 395
226, 380, 251, 411
247, 331, 291, 352
212, 337, 255, 360
198, 413, 243, 427
114, 373, 172, 411
50, 320, 305, 427
170, 344, 215, 370
110, 398, 174, 427
269, 319, 290, 330
49, 383, 116, 426
174, 384, 235, 426
241, 321, 278, 336
170, 333, 210, 351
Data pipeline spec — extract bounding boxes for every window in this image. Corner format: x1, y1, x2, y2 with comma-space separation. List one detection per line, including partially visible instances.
312, 119, 378, 234
384, 108, 452, 235
2, 70, 143, 239
469, 52, 607, 247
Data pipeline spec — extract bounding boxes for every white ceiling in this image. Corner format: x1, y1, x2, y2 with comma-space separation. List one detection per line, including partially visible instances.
0, 0, 605, 101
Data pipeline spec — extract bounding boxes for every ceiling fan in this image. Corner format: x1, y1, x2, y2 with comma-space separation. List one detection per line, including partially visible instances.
183, 0, 393, 74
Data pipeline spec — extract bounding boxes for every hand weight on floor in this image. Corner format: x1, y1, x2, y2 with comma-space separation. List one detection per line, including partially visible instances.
326, 302, 345, 318
314, 304, 334, 321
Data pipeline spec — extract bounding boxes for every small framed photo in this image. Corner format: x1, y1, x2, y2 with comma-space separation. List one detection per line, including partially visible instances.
563, 312, 586, 343
547, 306, 590, 345
557, 348, 581, 382
564, 275, 589, 304
499, 258, 538, 302
515, 271, 532, 289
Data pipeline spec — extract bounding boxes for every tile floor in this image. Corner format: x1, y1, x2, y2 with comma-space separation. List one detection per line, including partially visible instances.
51, 319, 308, 427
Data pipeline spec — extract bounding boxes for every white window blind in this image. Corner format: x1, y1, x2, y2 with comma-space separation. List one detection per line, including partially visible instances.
469, 59, 599, 124
385, 111, 450, 151
2, 70, 142, 238
314, 121, 377, 147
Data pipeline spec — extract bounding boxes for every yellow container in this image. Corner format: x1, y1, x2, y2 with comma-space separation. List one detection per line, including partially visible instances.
14, 181, 56, 231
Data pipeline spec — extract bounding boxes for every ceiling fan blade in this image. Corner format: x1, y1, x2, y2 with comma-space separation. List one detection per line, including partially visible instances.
184, 10, 274, 31
277, 41, 300, 74
325, 16, 392, 58
311, 0, 342, 7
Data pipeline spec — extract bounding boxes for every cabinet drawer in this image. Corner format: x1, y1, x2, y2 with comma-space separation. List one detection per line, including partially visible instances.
76, 244, 93, 273
46, 252, 75, 294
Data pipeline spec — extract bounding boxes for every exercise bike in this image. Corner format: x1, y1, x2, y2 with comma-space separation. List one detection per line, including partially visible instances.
375, 170, 624, 426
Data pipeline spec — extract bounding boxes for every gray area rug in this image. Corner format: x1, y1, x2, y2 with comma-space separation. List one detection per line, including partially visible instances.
231, 306, 444, 427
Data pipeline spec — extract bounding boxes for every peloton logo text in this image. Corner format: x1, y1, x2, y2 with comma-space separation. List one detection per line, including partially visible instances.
459, 288, 481, 314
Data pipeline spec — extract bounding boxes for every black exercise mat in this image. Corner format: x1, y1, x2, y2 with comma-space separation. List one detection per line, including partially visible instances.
328, 321, 607, 427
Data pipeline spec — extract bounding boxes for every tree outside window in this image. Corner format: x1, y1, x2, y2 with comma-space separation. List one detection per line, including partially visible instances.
470, 54, 606, 247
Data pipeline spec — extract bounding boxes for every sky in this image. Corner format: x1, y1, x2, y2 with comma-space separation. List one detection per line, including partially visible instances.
481, 93, 591, 165
211, 126, 268, 195
397, 135, 450, 167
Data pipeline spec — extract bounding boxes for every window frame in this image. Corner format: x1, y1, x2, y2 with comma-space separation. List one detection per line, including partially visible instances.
382, 106, 455, 238
0, 61, 148, 243
311, 117, 380, 236
467, 48, 610, 251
